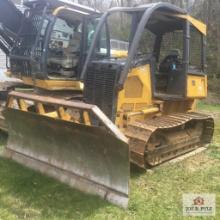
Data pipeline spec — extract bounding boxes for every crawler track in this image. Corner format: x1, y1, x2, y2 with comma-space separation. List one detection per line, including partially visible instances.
125, 112, 214, 168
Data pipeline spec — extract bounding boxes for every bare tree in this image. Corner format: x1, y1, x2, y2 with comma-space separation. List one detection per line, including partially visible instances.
76, 0, 220, 79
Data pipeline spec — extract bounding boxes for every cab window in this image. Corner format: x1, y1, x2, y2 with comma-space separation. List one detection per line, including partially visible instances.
189, 26, 204, 73
47, 18, 82, 78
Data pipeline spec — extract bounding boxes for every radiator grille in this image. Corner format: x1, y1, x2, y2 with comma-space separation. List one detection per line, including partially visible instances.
84, 62, 121, 122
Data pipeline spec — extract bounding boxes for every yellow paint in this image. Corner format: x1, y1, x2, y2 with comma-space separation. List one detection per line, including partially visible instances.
175, 14, 206, 35
117, 64, 152, 112
83, 111, 91, 125
57, 107, 72, 121
35, 103, 46, 115
18, 99, 28, 111
7, 96, 15, 108
115, 64, 206, 127
141, 107, 159, 115
187, 74, 207, 98
53, 5, 89, 17
53, 6, 67, 16
186, 15, 206, 35
44, 111, 58, 118
161, 100, 196, 114
111, 49, 128, 58
124, 107, 159, 117
116, 64, 153, 126
190, 100, 197, 111
21, 77, 84, 91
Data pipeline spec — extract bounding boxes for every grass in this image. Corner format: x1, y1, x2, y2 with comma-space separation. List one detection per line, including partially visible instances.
0, 103, 219, 220
198, 100, 220, 145
197, 101, 220, 112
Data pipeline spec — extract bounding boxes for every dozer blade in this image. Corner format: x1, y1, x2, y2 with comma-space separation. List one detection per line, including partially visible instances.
3, 91, 130, 208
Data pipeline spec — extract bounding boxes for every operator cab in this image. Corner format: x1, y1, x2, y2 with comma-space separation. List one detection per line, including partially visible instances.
0, 0, 100, 83
136, 11, 206, 99
46, 12, 96, 78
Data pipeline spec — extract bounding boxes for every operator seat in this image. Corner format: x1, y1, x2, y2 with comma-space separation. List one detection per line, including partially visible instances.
159, 49, 181, 73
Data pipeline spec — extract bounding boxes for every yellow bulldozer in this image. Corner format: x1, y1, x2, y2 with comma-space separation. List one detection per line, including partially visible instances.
0, 0, 214, 208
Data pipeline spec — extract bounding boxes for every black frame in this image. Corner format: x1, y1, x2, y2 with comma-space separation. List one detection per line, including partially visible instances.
0, 2, 101, 80
81, 2, 187, 86
8, 5, 50, 78
40, 9, 102, 79
183, 21, 190, 97
188, 25, 206, 75
81, 2, 207, 99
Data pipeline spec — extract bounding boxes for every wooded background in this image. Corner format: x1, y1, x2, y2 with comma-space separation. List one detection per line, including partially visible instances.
77, 0, 220, 84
